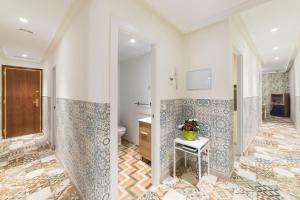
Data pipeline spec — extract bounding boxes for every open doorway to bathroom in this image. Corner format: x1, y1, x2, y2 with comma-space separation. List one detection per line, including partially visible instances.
117, 30, 153, 199
233, 53, 244, 157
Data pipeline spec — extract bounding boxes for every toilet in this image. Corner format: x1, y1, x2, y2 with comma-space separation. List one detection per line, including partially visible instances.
118, 126, 126, 145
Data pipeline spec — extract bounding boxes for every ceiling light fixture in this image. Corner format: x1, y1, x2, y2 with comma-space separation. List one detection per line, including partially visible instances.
19, 17, 28, 23
273, 47, 279, 50
274, 57, 279, 60
22, 54, 28, 58
270, 28, 279, 33
130, 38, 136, 44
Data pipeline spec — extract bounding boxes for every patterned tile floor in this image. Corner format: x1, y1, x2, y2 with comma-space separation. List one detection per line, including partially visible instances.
118, 140, 152, 200
140, 117, 300, 200
0, 133, 81, 200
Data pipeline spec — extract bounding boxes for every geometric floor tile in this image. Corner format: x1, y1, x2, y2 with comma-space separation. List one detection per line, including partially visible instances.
119, 139, 152, 200
0, 133, 81, 200
140, 117, 300, 200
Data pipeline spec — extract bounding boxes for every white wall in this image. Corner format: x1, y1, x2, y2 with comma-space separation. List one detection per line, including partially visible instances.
44, 0, 183, 103
292, 51, 300, 130
183, 20, 233, 99
230, 17, 262, 154
295, 52, 300, 97
43, 0, 184, 197
230, 18, 261, 98
0, 57, 42, 68
0, 56, 2, 140
290, 66, 296, 122
1, 61, 41, 69
119, 54, 151, 144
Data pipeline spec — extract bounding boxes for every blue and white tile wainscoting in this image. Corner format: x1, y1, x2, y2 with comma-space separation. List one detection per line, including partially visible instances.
242, 96, 261, 152
56, 98, 110, 200
160, 99, 234, 180
160, 99, 184, 180
296, 96, 300, 131
42, 96, 51, 141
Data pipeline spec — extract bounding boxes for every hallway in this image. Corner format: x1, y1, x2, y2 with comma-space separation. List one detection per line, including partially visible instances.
140, 117, 300, 200
1, 0, 300, 199
0, 134, 81, 200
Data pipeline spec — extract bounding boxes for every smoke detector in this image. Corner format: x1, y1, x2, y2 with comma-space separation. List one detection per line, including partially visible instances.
17, 28, 35, 35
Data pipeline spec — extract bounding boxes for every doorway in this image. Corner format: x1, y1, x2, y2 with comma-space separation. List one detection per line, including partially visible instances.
2, 65, 42, 138
110, 18, 158, 200
233, 54, 244, 156
51, 66, 56, 149
117, 30, 153, 199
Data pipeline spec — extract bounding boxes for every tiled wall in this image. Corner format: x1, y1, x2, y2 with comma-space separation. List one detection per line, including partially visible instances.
56, 98, 110, 200
262, 73, 289, 114
160, 99, 184, 180
42, 96, 51, 141
0, 98, 1, 140
242, 97, 260, 152
160, 99, 234, 180
0, 97, 50, 141
296, 97, 300, 131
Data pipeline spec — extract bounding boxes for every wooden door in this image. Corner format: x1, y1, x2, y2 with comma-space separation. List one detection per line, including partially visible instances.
2, 66, 42, 138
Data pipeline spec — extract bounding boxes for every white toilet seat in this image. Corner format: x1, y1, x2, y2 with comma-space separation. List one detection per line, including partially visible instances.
118, 126, 126, 133
118, 126, 126, 145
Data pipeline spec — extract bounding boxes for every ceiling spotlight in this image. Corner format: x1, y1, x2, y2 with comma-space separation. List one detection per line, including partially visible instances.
270, 28, 279, 33
130, 38, 136, 44
22, 54, 28, 58
273, 47, 279, 50
274, 57, 279, 60
19, 17, 28, 23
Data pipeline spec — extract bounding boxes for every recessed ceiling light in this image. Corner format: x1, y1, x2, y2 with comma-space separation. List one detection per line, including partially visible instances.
130, 38, 136, 44
22, 54, 28, 58
274, 57, 279, 60
273, 47, 279, 50
19, 17, 28, 23
270, 28, 279, 33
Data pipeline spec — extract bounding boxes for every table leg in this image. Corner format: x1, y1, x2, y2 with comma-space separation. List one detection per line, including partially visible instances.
173, 143, 176, 178
184, 152, 187, 167
198, 150, 201, 182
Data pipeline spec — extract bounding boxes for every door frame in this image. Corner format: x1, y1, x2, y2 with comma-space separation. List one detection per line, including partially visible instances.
232, 52, 244, 156
110, 16, 159, 200
50, 66, 56, 149
2, 65, 43, 139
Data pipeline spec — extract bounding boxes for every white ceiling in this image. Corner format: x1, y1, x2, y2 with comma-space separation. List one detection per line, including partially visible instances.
240, 0, 300, 72
0, 0, 73, 63
118, 31, 151, 62
142, 0, 270, 33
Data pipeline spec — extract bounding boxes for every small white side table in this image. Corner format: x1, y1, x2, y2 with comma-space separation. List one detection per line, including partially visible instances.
173, 137, 210, 183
